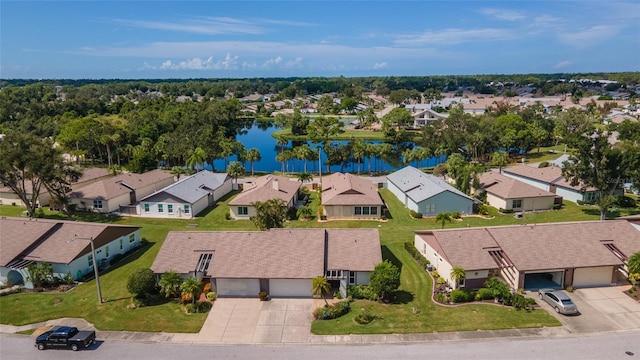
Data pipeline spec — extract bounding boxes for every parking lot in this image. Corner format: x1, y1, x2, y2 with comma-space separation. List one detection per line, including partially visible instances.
532, 286, 640, 333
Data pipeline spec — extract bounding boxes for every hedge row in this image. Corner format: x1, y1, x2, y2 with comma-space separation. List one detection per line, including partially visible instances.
404, 242, 430, 269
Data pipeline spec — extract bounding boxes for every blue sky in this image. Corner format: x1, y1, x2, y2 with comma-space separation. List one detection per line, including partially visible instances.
2, 1, 639, 79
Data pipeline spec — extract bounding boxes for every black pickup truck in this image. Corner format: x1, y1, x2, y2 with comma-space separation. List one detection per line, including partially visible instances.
35, 326, 96, 351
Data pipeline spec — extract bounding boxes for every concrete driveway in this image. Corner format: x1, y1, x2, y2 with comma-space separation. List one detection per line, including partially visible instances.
533, 286, 640, 333
196, 298, 313, 344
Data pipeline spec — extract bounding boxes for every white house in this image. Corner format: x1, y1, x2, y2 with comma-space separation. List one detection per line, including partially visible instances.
138, 171, 232, 218
151, 228, 381, 298
387, 166, 475, 216
0, 217, 140, 288
478, 171, 558, 211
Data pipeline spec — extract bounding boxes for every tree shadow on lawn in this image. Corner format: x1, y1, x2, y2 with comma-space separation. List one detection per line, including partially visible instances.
389, 290, 414, 304
381, 245, 402, 272
195, 190, 240, 218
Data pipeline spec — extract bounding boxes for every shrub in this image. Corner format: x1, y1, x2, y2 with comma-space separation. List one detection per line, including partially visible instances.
475, 288, 494, 301
437, 277, 446, 285
499, 208, 514, 214
225, 211, 231, 220
354, 309, 376, 325
553, 204, 563, 210
477, 204, 490, 215
434, 293, 448, 303
576, 200, 586, 205
451, 211, 461, 219
404, 242, 430, 268
259, 291, 269, 301
538, 161, 549, 168
206, 292, 217, 301
369, 260, 401, 301
313, 300, 351, 320
431, 270, 439, 278
565, 286, 574, 293
203, 283, 212, 293
614, 195, 636, 208
410, 210, 423, 219
450, 289, 475, 303
347, 285, 378, 301
126, 268, 158, 302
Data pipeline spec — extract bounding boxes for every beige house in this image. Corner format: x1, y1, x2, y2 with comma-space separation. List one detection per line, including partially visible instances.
228, 175, 301, 220
0, 167, 111, 208
414, 220, 640, 291
69, 169, 174, 213
478, 171, 557, 212
151, 228, 381, 298
321, 173, 383, 219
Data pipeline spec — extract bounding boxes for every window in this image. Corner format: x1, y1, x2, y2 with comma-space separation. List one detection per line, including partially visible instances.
238, 206, 248, 215
158, 204, 163, 213
88, 254, 93, 267
423, 243, 427, 253
119, 239, 123, 250
184, 205, 190, 214
129, 234, 135, 243
93, 199, 103, 209
425, 204, 436, 213
168, 204, 173, 214
354, 206, 362, 215
371, 207, 378, 215
512, 199, 523, 209
106, 245, 109, 258
362, 206, 370, 215
144, 203, 149, 213
349, 271, 356, 285
458, 278, 465, 287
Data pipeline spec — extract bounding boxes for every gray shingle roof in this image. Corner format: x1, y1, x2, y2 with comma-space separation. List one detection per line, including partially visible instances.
386, 166, 474, 203
151, 229, 381, 279
140, 171, 229, 204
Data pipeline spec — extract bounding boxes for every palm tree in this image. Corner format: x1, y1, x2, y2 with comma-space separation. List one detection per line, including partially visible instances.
627, 251, 640, 275
186, 147, 206, 171
245, 148, 261, 176
295, 144, 314, 172
311, 276, 331, 306
159, 270, 183, 298
170, 166, 187, 180
180, 277, 202, 305
351, 139, 366, 175
491, 150, 509, 174
435, 212, 452, 229
296, 205, 313, 220
227, 161, 245, 189
297, 171, 313, 184
450, 266, 466, 289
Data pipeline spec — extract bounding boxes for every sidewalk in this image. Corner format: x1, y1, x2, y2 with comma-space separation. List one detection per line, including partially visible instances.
1, 316, 580, 345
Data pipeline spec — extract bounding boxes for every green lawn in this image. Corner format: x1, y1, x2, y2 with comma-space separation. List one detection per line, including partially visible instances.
3, 184, 637, 333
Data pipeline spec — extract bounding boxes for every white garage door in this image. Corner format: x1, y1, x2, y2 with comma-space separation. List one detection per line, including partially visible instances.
573, 266, 613, 288
217, 279, 260, 297
269, 279, 312, 297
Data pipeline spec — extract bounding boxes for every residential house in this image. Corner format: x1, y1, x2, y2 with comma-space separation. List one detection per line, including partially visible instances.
478, 171, 558, 212
228, 175, 301, 220
0, 217, 140, 288
386, 166, 475, 216
69, 169, 174, 213
321, 173, 384, 219
414, 220, 640, 291
502, 164, 623, 204
151, 228, 381, 298
138, 171, 232, 218
0, 167, 111, 208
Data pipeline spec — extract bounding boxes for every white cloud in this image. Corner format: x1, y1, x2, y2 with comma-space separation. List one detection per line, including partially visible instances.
481, 8, 525, 21
264, 56, 283, 66
285, 57, 303, 67
394, 28, 516, 45
554, 60, 572, 69
373, 62, 387, 69
558, 25, 620, 48
147, 54, 239, 71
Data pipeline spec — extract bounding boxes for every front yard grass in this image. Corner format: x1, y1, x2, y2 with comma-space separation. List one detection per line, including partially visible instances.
3, 183, 636, 333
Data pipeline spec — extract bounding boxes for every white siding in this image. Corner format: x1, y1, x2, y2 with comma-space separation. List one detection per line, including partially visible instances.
269, 279, 312, 297
486, 193, 507, 210
229, 205, 257, 220
555, 187, 583, 203
414, 234, 453, 286
217, 278, 260, 297
573, 266, 613, 288
212, 179, 233, 203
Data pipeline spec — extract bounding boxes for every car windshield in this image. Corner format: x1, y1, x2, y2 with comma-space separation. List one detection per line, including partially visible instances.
560, 299, 574, 305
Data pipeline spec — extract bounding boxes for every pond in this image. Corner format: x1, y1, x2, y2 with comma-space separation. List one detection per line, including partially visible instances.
207, 122, 445, 174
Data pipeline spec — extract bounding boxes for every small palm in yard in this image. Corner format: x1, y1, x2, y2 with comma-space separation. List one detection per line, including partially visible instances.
159, 270, 183, 298
450, 266, 466, 289
312, 276, 331, 306
180, 277, 202, 305
297, 205, 313, 220
628, 251, 640, 275
435, 212, 453, 229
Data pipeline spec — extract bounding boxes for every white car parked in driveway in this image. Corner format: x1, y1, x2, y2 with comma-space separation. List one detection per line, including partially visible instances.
538, 289, 579, 315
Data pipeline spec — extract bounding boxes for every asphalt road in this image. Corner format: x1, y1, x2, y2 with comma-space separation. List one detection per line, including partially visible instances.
2, 331, 639, 360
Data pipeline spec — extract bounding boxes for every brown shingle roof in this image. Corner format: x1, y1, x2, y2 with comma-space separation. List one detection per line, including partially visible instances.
76, 168, 111, 184
322, 173, 383, 206
229, 175, 301, 206
326, 229, 381, 271
479, 171, 556, 199
151, 228, 381, 278
0, 217, 139, 266
503, 164, 595, 191
419, 221, 640, 272
70, 169, 173, 200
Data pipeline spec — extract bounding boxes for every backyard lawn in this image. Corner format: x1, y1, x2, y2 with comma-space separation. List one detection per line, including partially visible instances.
1, 183, 638, 333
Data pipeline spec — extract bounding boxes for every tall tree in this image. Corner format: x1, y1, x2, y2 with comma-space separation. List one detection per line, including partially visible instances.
227, 161, 245, 189
369, 260, 401, 302
250, 198, 288, 230
245, 148, 262, 176
306, 116, 344, 149
186, 147, 206, 171
0, 133, 75, 217
491, 150, 509, 173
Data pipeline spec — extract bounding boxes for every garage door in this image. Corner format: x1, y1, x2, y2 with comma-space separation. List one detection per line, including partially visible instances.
573, 266, 613, 288
217, 279, 260, 297
269, 279, 312, 297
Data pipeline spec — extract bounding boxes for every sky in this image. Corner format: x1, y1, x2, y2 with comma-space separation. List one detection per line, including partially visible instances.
1, 1, 639, 79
